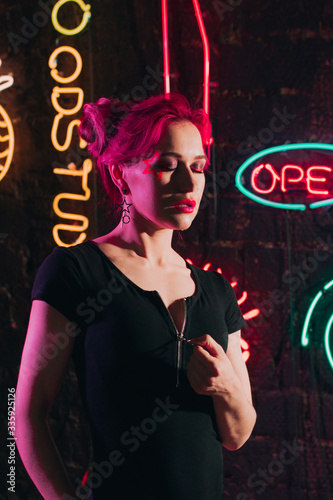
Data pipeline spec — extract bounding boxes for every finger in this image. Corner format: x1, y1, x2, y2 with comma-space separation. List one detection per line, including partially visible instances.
188, 352, 209, 377
190, 334, 223, 357
191, 346, 220, 376
187, 362, 207, 394
192, 344, 217, 363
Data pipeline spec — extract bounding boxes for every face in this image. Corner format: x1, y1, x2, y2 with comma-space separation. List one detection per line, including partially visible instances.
123, 120, 207, 231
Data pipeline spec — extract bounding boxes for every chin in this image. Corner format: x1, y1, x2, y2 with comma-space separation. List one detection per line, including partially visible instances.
173, 217, 196, 231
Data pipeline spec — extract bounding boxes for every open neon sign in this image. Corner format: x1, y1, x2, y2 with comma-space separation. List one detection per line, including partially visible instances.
252, 164, 332, 196
236, 143, 333, 210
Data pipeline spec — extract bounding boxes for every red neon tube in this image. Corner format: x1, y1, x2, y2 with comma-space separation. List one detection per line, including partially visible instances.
191, 0, 210, 116
191, 0, 212, 144
161, 0, 170, 94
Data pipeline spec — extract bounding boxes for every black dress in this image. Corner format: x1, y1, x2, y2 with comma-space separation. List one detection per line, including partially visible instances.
31, 240, 247, 500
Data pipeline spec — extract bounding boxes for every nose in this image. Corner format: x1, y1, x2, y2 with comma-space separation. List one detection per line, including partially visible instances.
176, 164, 197, 193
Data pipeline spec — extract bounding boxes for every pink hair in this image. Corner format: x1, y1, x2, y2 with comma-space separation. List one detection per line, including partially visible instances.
79, 93, 211, 203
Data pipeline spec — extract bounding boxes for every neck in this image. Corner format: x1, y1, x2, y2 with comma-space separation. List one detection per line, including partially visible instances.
108, 217, 177, 266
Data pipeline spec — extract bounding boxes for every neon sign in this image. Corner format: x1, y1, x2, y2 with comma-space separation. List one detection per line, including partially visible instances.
52, 0, 91, 36
161, 0, 213, 145
161, 0, 170, 94
50, 4, 91, 246
0, 60, 14, 92
49, 47, 86, 152
49, 46, 83, 84
236, 143, 333, 210
53, 159, 92, 247
301, 279, 333, 371
0, 59, 14, 182
186, 259, 260, 363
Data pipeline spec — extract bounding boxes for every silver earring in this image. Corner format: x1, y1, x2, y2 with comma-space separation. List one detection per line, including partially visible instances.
118, 188, 132, 227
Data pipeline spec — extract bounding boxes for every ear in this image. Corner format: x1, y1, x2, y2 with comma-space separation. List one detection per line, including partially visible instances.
109, 164, 130, 194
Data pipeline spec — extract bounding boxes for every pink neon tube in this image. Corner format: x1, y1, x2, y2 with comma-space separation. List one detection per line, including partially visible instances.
191, 0, 210, 116
161, 0, 170, 94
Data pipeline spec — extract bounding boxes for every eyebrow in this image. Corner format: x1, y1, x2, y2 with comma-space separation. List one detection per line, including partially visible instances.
159, 152, 208, 161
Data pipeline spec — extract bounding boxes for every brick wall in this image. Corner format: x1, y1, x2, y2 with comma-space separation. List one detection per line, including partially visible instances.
1, 0, 333, 498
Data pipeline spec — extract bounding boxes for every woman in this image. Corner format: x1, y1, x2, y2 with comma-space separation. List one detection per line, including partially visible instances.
15, 93, 256, 500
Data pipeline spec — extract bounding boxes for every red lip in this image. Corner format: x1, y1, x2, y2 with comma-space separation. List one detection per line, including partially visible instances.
173, 199, 196, 208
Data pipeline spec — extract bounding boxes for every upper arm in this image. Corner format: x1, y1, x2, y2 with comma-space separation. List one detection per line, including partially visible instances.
16, 300, 78, 420
226, 330, 253, 405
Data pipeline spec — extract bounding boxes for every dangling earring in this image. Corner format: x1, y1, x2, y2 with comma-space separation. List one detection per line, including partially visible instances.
118, 188, 132, 227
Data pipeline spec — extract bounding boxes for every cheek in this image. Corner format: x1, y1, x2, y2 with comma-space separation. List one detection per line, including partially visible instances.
197, 175, 206, 195
131, 177, 162, 209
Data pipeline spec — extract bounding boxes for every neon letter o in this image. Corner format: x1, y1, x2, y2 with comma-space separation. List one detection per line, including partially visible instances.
49, 46, 83, 84
52, 0, 91, 36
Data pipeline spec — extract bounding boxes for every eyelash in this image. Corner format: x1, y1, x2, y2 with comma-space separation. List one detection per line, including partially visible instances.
158, 162, 206, 173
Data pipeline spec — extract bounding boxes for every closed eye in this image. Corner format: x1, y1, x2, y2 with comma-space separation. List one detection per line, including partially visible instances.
191, 162, 206, 173
157, 160, 206, 173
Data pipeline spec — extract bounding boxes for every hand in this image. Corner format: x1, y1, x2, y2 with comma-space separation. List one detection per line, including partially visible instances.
187, 334, 241, 397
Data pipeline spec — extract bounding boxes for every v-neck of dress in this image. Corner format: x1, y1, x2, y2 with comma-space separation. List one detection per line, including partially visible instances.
86, 239, 200, 333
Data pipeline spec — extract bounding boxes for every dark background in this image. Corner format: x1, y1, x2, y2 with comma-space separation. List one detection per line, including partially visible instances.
1, 0, 333, 498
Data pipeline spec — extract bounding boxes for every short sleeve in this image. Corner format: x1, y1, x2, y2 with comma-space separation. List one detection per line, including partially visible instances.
214, 272, 247, 334
31, 246, 85, 325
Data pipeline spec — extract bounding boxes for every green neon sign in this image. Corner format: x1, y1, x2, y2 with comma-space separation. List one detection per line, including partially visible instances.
301, 279, 333, 371
235, 143, 333, 210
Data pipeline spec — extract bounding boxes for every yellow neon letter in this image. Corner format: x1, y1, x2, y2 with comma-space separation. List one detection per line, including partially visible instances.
52, 159, 92, 246
51, 116, 86, 151
51, 86, 86, 151
51, 87, 84, 116
52, 0, 91, 36
49, 46, 82, 84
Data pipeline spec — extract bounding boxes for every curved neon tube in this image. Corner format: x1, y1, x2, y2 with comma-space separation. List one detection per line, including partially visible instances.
191, 0, 213, 146
236, 143, 333, 211
52, 0, 91, 36
51, 87, 84, 116
237, 291, 247, 306
301, 279, 333, 347
324, 314, 333, 371
161, 0, 170, 94
309, 198, 333, 209
52, 159, 92, 247
251, 164, 281, 194
243, 308, 260, 321
191, 0, 209, 115
0, 105, 15, 182
49, 46, 83, 84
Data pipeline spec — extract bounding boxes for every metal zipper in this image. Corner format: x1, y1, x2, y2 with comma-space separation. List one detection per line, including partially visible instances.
175, 299, 187, 388
155, 293, 187, 387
